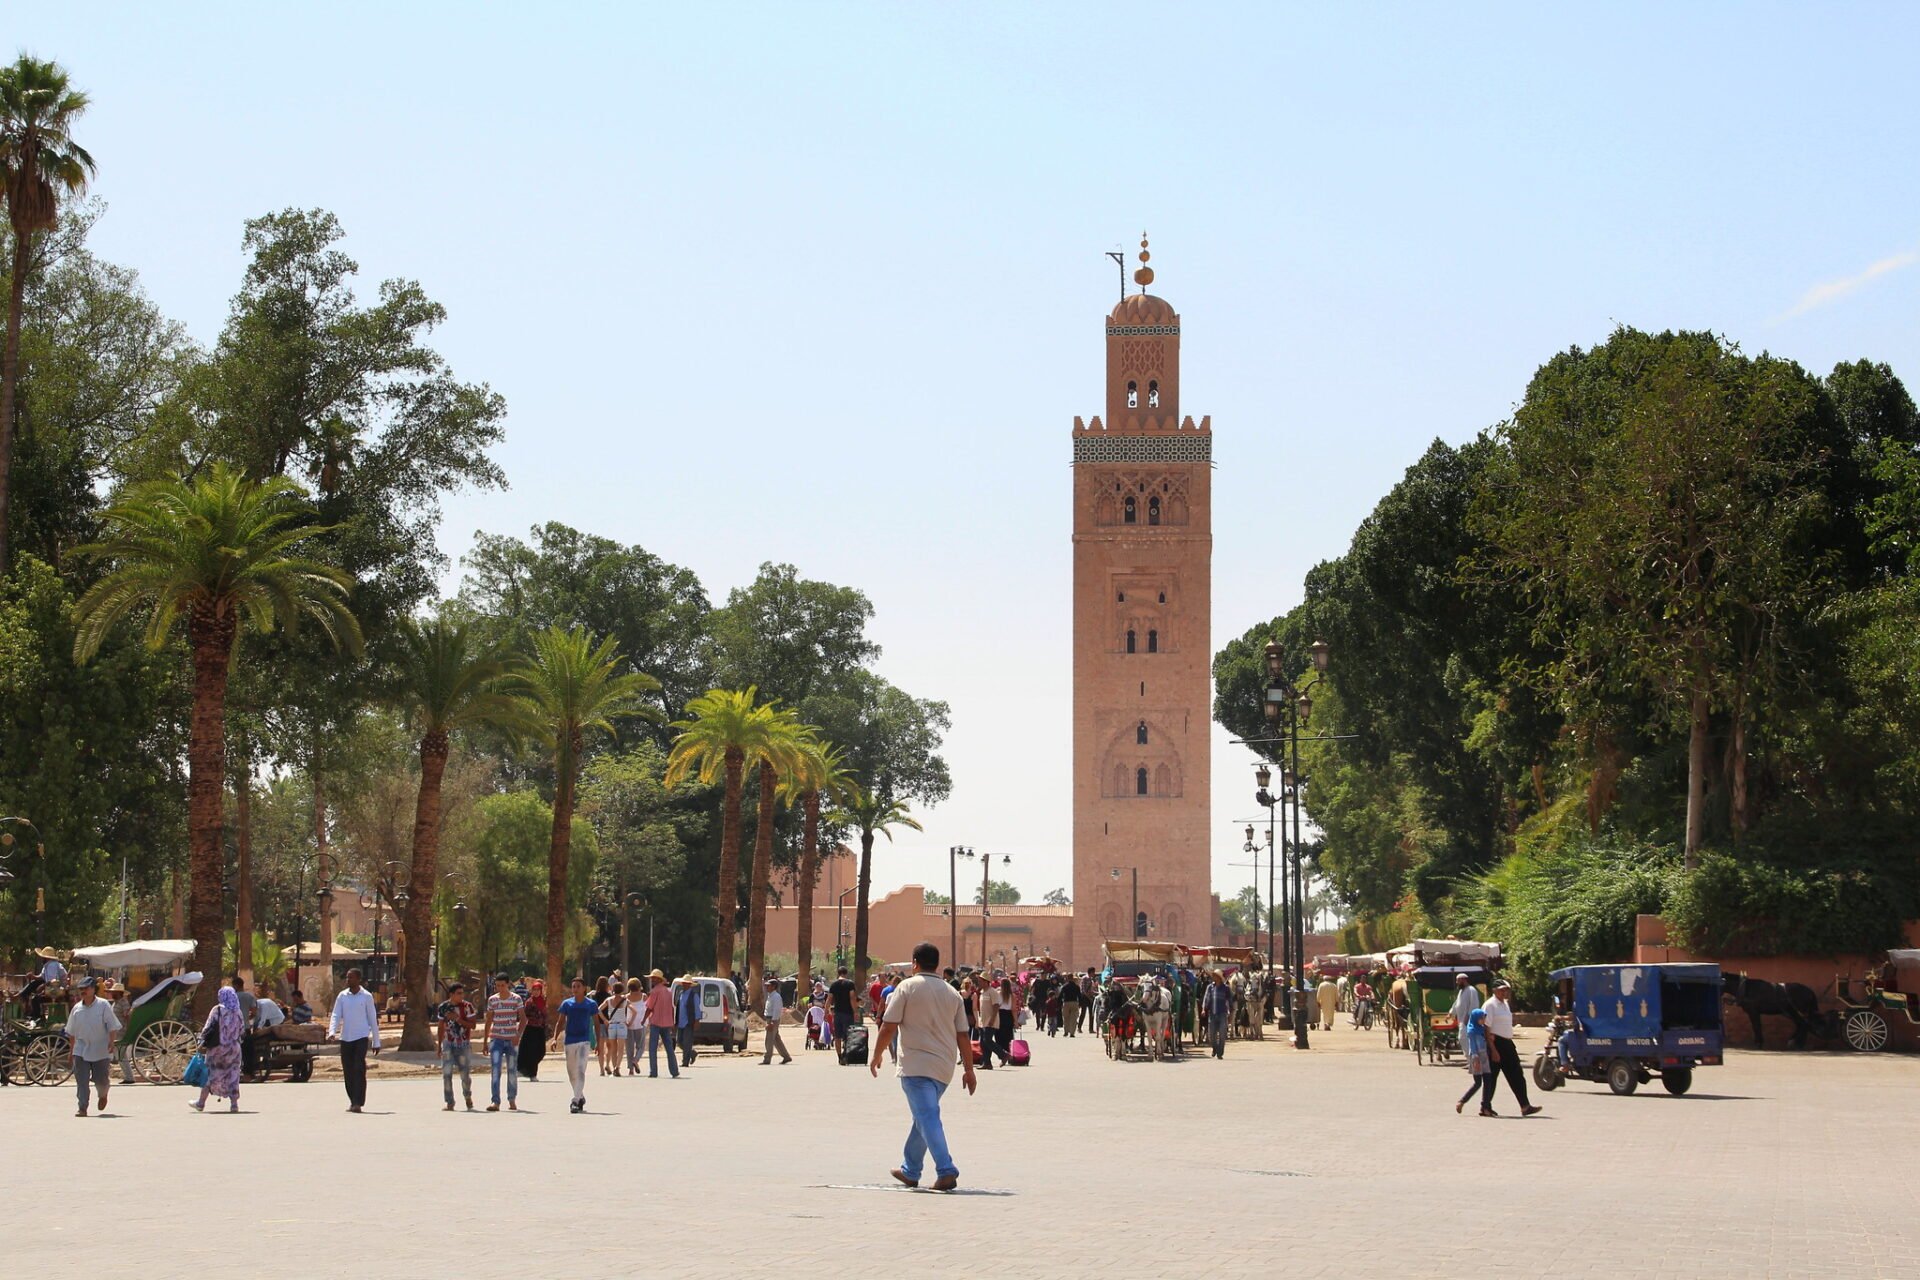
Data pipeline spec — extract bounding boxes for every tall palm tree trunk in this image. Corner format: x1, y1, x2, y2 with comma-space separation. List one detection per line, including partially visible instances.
546, 729, 581, 998
400, 728, 449, 1051
796, 791, 820, 992
185, 607, 235, 1019
853, 829, 875, 992
0, 233, 31, 577
713, 746, 744, 976
745, 760, 776, 1011
234, 755, 254, 981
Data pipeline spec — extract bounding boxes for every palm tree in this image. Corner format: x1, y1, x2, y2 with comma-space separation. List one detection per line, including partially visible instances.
841, 786, 923, 991
780, 736, 850, 993
512, 625, 658, 1000
0, 55, 94, 576
743, 710, 809, 1010
665, 687, 781, 978
72, 463, 359, 1013
391, 614, 524, 1051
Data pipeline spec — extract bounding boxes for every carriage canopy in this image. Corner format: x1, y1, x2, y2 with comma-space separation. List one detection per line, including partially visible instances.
70, 939, 197, 969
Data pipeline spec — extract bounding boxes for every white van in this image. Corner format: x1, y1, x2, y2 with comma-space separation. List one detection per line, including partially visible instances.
691, 976, 748, 1052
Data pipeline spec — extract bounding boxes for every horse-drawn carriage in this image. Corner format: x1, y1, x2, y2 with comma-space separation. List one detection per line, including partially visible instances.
1831, 949, 1920, 1053
1099, 941, 1184, 1061
1534, 963, 1723, 1096
1407, 965, 1493, 1065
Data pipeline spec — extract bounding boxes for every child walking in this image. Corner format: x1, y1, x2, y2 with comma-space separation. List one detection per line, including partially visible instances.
1456, 1007, 1497, 1116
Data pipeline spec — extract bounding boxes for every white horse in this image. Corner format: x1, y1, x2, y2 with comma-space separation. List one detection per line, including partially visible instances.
1136, 981, 1170, 1061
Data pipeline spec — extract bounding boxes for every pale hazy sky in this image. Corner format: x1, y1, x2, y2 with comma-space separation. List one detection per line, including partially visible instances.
21, 4, 1918, 906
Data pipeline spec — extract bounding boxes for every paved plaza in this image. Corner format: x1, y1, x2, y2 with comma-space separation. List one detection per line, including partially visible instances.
8, 1020, 1917, 1279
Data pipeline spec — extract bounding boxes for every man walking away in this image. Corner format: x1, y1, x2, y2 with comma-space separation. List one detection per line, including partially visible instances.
557, 977, 598, 1112
1083, 968, 1100, 1033
1316, 977, 1339, 1032
1483, 979, 1540, 1117
233, 975, 260, 1077
64, 977, 120, 1117
1204, 973, 1231, 1059
870, 942, 975, 1192
828, 967, 857, 1057
675, 977, 699, 1067
1059, 973, 1081, 1038
483, 974, 523, 1112
644, 969, 680, 1079
327, 968, 381, 1113
761, 972, 792, 1065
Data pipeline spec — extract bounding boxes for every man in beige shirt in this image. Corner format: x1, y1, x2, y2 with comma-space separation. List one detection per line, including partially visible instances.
870, 941, 976, 1191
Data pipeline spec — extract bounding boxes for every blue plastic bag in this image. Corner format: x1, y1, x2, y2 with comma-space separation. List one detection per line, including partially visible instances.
182, 1053, 209, 1088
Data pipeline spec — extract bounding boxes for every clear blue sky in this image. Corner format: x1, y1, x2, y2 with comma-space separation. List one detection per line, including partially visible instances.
20, 5, 1918, 908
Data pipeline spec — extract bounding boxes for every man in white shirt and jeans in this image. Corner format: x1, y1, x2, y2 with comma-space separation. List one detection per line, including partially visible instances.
327, 968, 382, 1113
760, 974, 791, 1065
64, 978, 120, 1117
870, 941, 976, 1192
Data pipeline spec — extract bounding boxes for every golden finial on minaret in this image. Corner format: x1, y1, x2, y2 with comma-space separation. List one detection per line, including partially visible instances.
1134, 231, 1154, 290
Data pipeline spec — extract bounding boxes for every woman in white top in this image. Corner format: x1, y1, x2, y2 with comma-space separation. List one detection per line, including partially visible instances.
623, 978, 650, 1075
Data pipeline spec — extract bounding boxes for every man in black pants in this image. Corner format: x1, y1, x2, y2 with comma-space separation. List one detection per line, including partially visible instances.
1483, 979, 1541, 1117
327, 968, 382, 1113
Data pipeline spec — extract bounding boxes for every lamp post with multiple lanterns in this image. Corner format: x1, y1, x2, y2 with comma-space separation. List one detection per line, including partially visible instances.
1253, 637, 1328, 1050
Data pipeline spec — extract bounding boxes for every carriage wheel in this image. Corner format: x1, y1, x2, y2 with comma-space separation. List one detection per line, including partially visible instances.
1843, 1009, 1890, 1053
133, 1019, 200, 1084
23, 1034, 70, 1085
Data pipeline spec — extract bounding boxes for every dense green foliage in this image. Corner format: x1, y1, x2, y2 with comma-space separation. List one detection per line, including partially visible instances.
1218, 328, 1920, 964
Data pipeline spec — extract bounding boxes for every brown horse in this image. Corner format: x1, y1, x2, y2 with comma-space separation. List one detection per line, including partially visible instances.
1385, 978, 1412, 1050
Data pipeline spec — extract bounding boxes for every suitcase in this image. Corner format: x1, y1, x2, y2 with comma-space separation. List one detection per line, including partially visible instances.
840, 1025, 869, 1065
1008, 1036, 1031, 1066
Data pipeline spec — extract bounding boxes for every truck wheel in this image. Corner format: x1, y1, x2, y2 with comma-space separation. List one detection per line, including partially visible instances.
1606, 1057, 1638, 1095
1660, 1067, 1693, 1096
1533, 1054, 1562, 1092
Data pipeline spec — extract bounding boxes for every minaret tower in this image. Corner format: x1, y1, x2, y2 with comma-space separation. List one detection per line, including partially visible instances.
1070, 236, 1213, 966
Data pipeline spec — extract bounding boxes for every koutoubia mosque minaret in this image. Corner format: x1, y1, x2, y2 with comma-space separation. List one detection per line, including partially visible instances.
1071, 236, 1213, 967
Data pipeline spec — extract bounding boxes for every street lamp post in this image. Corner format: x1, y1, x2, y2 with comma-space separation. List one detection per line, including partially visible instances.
1252, 767, 1289, 1030
1110, 866, 1139, 941
961, 850, 1011, 971
947, 846, 972, 973
1258, 637, 1330, 1050
835, 886, 857, 971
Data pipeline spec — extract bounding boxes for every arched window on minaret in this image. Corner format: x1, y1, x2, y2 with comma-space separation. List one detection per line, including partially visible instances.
1154, 763, 1173, 796
1148, 379, 1160, 408
1127, 380, 1138, 409
1136, 721, 1148, 746
1135, 767, 1149, 796
1111, 763, 1128, 797
1123, 496, 1136, 524
1148, 496, 1161, 526
1147, 629, 1158, 653
1126, 629, 1137, 654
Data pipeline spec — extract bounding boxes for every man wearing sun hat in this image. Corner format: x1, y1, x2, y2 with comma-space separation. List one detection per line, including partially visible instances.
1482, 978, 1541, 1116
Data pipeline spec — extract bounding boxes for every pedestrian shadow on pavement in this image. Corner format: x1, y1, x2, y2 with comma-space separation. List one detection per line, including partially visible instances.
812, 1184, 1016, 1197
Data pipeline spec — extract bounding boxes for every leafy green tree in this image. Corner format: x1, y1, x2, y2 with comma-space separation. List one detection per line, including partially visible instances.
437, 790, 597, 978
1042, 887, 1071, 907
72, 464, 360, 1011
511, 625, 657, 997
923, 891, 952, 906
579, 741, 708, 976
841, 786, 923, 988
0, 54, 94, 575
390, 614, 523, 1050
0, 554, 183, 950
710, 563, 877, 709
460, 523, 712, 731
1473, 329, 1835, 861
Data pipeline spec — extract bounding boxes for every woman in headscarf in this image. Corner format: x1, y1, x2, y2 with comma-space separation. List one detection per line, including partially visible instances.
191, 986, 245, 1113
1455, 1007, 1497, 1117
517, 978, 549, 1081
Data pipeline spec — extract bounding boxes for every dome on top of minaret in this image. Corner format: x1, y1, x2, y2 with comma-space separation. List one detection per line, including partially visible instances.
1109, 291, 1177, 325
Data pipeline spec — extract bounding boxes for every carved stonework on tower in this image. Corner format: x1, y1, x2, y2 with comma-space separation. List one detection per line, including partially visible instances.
1070, 240, 1213, 968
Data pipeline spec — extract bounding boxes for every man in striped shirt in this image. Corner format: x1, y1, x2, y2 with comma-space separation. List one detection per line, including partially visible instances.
484, 974, 525, 1112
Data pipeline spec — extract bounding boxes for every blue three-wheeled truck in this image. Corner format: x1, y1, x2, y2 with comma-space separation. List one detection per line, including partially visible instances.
1533, 963, 1724, 1097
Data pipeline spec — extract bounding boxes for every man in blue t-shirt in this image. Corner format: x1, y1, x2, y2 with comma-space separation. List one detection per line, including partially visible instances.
557, 978, 598, 1114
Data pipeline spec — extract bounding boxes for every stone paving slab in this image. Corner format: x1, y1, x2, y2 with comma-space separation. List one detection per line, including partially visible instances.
6, 1021, 1916, 1279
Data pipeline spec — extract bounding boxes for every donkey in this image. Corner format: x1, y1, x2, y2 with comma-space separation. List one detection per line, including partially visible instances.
1721, 972, 1823, 1049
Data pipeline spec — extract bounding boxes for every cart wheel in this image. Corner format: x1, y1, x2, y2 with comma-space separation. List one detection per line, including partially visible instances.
1533, 1054, 1562, 1092
1660, 1066, 1693, 1096
133, 1019, 200, 1084
21, 1035, 66, 1085
1606, 1057, 1638, 1095
1843, 1009, 1890, 1053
